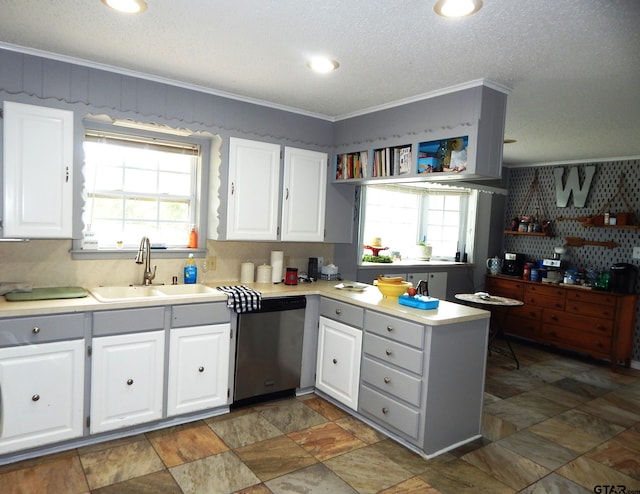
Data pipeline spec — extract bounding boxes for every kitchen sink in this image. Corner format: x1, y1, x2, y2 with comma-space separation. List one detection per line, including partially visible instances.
89, 284, 219, 302
155, 284, 218, 296
89, 285, 164, 302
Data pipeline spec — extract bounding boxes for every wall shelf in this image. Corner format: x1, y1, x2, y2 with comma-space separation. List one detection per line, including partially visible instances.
581, 224, 639, 230
503, 230, 553, 237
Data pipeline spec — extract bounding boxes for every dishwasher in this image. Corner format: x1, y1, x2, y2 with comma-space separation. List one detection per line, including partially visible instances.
233, 296, 306, 405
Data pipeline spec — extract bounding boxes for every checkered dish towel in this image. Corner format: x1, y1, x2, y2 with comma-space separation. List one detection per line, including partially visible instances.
216, 285, 262, 313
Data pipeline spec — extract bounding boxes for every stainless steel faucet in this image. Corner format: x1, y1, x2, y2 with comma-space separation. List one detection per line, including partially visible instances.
135, 236, 156, 285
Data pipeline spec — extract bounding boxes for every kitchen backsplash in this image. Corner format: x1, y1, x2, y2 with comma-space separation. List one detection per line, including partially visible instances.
0, 239, 335, 287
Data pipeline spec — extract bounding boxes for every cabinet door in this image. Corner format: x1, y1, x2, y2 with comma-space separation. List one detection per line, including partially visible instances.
90, 331, 164, 434
281, 147, 327, 242
316, 316, 362, 410
0, 340, 84, 454
3, 101, 73, 238
167, 324, 230, 416
226, 137, 281, 240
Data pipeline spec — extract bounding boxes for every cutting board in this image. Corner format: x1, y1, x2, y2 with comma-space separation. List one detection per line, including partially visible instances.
4, 286, 89, 302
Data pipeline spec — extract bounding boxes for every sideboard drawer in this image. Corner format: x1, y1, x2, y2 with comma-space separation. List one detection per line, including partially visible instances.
544, 309, 613, 336
361, 356, 422, 406
486, 276, 524, 297
523, 292, 565, 310
524, 283, 565, 298
566, 289, 616, 305
565, 300, 614, 319
541, 324, 611, 356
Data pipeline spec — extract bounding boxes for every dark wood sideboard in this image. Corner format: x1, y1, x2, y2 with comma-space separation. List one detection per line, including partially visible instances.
485, 274, 638, 371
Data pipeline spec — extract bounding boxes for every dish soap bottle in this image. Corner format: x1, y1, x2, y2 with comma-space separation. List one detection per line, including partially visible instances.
184, 253, 197, 284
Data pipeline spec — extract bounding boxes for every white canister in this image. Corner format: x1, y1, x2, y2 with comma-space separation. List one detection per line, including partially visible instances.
256, 264, 272, 284
270, 250, 284, 283
240, 261, 255, 283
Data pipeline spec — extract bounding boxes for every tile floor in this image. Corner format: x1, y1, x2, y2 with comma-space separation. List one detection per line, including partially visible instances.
2, 340, 640, 493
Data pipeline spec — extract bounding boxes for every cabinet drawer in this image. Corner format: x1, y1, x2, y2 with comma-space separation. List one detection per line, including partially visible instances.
523, 292, 565, 310
541, 324, 611, 356
364, 311, 424, 349
320, 298, 364, 328
172, 302, 230, 327
0, 313, 84, 347
565, 300, 614, 319
485, 277, 524, 297
92, 307, 165, 336
359, 384, 420, 441
504, 315, 540, 340
566, 289, 616, 306
361, 357, 421, 406
508, 304, 542, 321
525, 283, 565, 298
363, 332, 423, 375
543, 309, 613, 336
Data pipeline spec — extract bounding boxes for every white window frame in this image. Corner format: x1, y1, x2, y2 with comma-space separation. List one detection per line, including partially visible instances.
360, 183, 475, 262
72, 121, 210, 259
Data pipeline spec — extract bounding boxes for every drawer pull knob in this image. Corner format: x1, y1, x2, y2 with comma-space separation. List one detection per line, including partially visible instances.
127, 379, 134, 386
198, 366, 205, 373
32, 327, 41, 334
386, 325, 393, 332
382, 407, 389, 414
335, 309, 342, 315
332, 358, 338, 364
383, 377, 391, 384
551, 316, 559, 321
32, 394, 40, 402
385, 349, 392, 356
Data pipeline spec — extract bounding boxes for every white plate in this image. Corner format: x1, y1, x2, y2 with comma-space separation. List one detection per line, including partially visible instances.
334, 281, 368, 291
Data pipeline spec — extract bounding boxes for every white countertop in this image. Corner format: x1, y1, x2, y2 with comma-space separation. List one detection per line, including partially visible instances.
0, 280, 489, 326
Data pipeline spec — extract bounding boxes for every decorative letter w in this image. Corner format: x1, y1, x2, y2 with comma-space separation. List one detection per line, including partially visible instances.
553, 166, 596, 208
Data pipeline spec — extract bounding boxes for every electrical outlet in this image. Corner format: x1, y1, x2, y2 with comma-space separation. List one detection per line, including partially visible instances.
633, 247, 640, 260
284, 256, 290, 267
207, 256, 217, 270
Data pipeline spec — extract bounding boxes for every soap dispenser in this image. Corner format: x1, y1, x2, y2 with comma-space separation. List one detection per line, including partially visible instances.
184, 253, 197, 284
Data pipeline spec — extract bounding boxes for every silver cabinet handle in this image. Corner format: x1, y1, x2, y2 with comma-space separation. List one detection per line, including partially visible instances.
383, 377, 391, 384
285, 188, 289, 200
127, 379, 134, 385
382, 407, 389, 414
231, 182, 235, 195
65, 166, 70, 183
32, 394, 40, 402
198, 366, 205, 373
32, 326, 41, 334
385, 349, 392, 356
332, 358, 338, 364
335, 308, 342, 315
386, 325, 393, 332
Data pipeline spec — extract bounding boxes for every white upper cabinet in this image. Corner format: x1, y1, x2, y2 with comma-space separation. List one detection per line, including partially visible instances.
281, 147, 327, 242
225, 138, 328, 242
226, 137, 281, 241
3, 102, 74, 238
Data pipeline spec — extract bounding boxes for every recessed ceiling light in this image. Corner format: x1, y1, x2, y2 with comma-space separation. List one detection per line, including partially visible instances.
434, 0, 482, 18
307, 57, 339, 74
100, 0, 147, 14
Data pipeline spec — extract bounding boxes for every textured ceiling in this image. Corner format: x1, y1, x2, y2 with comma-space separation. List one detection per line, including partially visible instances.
0, 0, 639, 166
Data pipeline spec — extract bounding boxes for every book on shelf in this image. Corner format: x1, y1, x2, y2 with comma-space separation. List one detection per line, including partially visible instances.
399, 146, 411, 174
336, 151, 368, 180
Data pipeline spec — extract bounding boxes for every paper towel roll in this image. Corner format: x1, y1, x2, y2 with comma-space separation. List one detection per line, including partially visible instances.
240, 261, 255, 283
257, 264, 272, 283
271, 250, 284, 283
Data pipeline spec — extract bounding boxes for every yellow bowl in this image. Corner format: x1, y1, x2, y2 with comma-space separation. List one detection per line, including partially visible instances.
377, 281, 412, 298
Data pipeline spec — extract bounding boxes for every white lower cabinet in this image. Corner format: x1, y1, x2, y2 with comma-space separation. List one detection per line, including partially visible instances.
0, 339, 84, 454
316, 316, 362, 411
90, 331, 165, 434
167, 324, 230, 416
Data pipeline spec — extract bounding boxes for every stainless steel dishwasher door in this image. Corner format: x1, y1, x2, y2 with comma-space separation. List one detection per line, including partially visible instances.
234, 296, 306, 402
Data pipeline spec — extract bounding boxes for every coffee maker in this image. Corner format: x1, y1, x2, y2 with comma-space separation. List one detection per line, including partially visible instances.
502, 252, 526, 277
